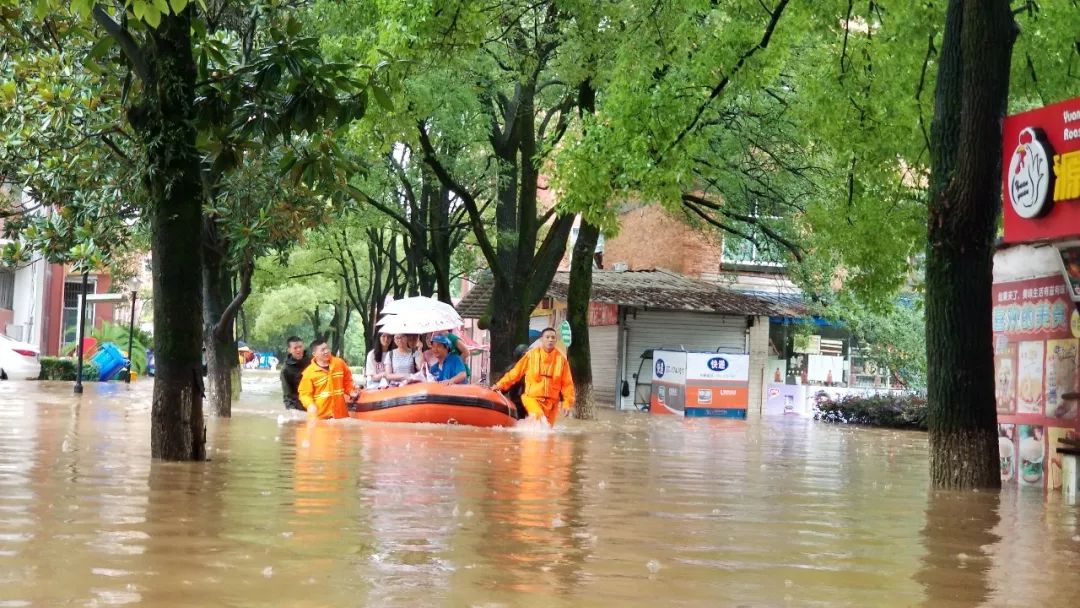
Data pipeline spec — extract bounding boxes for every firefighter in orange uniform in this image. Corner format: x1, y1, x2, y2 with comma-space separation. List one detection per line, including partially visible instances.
492, 327, 575, 426
298, 339, 358, 419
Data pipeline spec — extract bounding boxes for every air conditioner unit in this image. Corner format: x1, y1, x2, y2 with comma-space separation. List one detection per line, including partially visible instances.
5, 323, 28, 342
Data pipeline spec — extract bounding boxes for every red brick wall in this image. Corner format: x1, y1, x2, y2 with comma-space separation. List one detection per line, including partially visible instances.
42, 267, 115, 356
603, 205, 723, 278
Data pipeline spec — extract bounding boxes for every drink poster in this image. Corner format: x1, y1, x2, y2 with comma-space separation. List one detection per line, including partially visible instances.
999, 424, 1016, 484
993, 274, 1080, 490
1045, 338, 1078, 420
1017, 341, 1045, 414
994, 344, 1017, 414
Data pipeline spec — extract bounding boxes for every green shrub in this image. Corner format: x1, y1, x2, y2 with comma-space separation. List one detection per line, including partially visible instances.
38, 357, 100, 381
814, 393, 927, 430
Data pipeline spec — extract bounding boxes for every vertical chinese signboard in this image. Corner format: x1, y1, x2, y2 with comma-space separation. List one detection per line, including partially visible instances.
1002, 96, 1080, 243
993, 275, 1080, 489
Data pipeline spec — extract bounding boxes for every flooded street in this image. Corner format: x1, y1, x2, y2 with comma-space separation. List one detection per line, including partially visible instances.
2, 374, 1079, 607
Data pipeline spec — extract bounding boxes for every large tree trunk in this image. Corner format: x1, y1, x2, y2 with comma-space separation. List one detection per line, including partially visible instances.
925, 0, 1015, 490
331, 283, 348, 356
142, 10, 206, 461
425, 171, 454, 303
488, 290, 532, 376
202, 244, 238, 417
567, 218, 599, 419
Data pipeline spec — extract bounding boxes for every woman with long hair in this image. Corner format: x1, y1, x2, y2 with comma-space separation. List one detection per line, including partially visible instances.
364, 332, 393, 389
386, 333, 424, 384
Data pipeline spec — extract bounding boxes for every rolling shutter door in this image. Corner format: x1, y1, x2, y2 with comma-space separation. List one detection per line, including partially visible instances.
621, 310, 747, 408
529, 315, 550, 332
587, 325, 619, 407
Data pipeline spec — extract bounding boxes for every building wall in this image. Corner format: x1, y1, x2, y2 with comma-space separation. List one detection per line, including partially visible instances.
603, 205, 722, 277
603, 205, 804, 298
3, 257, 48, 346
747, 315, 771, 420
42, 267, 114, 356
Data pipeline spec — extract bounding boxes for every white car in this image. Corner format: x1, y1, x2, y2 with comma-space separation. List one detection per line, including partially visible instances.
0, 334, 41, 380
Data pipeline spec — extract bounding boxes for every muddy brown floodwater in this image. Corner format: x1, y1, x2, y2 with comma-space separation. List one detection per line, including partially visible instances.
1, 373, 1078, 607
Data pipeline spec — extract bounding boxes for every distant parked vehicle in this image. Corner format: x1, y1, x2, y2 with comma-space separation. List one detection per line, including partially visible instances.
0, 334, 41, 381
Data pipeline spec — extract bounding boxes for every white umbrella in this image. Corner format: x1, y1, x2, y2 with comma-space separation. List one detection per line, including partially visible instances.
378, 315, 460, 335
381, 296, 462, 321
377, 306, 461, 327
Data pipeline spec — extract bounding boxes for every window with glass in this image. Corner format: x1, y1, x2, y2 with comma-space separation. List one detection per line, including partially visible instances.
61, 278, 95, 353
0, 268, 14, 310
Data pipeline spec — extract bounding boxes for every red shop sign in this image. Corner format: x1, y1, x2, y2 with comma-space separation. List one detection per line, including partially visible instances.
1002, 96, 1080, 243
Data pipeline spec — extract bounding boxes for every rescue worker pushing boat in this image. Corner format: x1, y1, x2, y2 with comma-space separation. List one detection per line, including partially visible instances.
492, 327, 575, 426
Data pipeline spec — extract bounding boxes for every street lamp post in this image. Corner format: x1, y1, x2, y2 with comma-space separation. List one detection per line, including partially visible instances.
125, 289, 137, 383
73, 270, 89, 395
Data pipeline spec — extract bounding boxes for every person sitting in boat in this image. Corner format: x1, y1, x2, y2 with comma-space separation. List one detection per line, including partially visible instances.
432, 329, 471, 380
364, 332, 393, 389
429, 334, 467, 385
386, 333, 424, 385
417, 333, 438, 373
492, 328, 575, 426
298, 339, 358, 419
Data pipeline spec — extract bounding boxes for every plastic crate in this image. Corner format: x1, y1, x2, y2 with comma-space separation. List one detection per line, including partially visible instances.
91, 343, 127, 382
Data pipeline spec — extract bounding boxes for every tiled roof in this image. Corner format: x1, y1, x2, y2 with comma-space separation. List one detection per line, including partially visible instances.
455, 279, 496, 319
733, 290, 809, 317
455, 269, 796, 318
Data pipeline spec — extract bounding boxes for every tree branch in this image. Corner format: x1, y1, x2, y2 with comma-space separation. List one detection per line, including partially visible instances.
915, 32, 937, 154
661, 0, 790, 160
417, 121, 504, 282
839, 0, 855, 78
347, 185, 417, 240
92, 5, 151, 84
212, 260, 254, 341
527, 213, 574, 303
682, 193, 803, 262
680, 200, 758, 244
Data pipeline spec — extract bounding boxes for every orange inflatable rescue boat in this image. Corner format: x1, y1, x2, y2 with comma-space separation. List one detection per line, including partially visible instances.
349, 383, 519, 427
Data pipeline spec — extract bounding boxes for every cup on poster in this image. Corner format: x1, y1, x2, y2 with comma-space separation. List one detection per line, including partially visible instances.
998, 424, 1016, 483
1018, 425, 1045, 487
1017, 341, 1045, 414
995, 343, 1017, 414
1045, 339, 1078, 420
